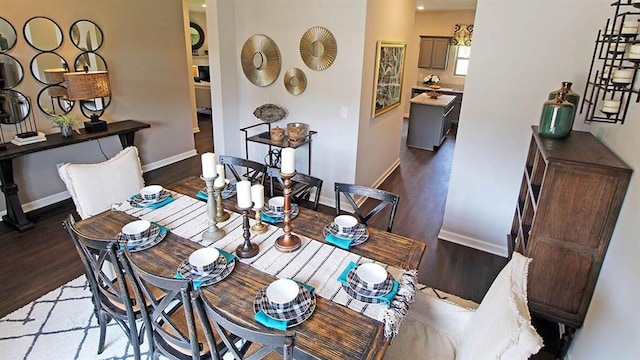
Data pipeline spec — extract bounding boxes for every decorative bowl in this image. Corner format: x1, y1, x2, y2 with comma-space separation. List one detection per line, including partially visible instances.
287, 122, 309, 143
355, 263, 388, 290
188, 247, 220, 273
122, 220, 152, 243
266, 279, 300, 310
268, 196, 285, 213
334, 215, 358, 234
140, 185, 163, 201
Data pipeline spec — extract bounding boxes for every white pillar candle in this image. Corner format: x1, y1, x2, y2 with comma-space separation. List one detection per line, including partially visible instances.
601, 100, 621, 114
621, 21, 639, 35
236, 180, 252, 208
628, 44, 640, 59
214, 164, 226, 187
612, 69, 633, 83
281, 147, 296, 174
251, 184, 264, 209
201, 152, 217, 178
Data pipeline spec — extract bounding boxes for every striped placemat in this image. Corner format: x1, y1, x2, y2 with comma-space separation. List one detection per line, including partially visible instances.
114, 191, 416, 337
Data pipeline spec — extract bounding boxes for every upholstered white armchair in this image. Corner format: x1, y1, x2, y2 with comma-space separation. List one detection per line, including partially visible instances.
385, 252, 543, 360
58, 146, 145, 219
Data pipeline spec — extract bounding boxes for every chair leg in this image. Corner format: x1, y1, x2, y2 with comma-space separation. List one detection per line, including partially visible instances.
97, 312, 109, 354
129, 324, 141, 360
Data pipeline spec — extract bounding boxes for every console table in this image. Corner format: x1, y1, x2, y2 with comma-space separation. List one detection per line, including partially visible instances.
240, 122, 317, 173
0, 119, 150, 231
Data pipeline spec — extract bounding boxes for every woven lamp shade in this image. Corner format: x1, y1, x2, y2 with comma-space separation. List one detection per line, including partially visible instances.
63, 71, 111, 100
44, 68, 67, 84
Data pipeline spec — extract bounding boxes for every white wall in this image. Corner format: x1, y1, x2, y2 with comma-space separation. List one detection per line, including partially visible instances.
2, 0, 196, 213
210, 0, 368, 204
356, 0, 415, 187
442, 0, 640, 358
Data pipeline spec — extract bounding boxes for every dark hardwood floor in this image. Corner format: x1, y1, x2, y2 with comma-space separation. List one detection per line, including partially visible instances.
0, 114, 504, 316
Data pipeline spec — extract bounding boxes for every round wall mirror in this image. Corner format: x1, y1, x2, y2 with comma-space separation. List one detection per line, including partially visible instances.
74, 51, 107, 72
0, 17, 18, 52
284, 67, 307, 95
70, 19, 104, 51
241, 34, 281, 87
80, 97, 110, 118
30, 51, 69, 85
38, 85, 74, 116
300, 26, 337, 71
0, 89, 30, 124
23, 16, 63, 51
189, 22, 205, 51
0, 54, 25, 89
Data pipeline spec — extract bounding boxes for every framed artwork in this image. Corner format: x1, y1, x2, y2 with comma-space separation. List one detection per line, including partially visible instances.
372, 41, 407, 118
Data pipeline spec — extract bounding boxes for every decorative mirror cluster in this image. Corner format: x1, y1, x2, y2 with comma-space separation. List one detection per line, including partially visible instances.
24, 16, 63, 52
70, 20, 104, 51
241, 34, 282, 87
240, 26, 337, 96
0, 17, 18, 52
190, 22, 205, 52
300, 26, 337, 71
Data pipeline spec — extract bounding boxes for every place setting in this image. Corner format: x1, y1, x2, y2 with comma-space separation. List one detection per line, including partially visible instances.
323, 215, 369, 249
261, 196, 299, 224
337, 262, 398, 305
253, 278, 316, 330
174, 247, 237, 289
197, 179, 237, 201
116, 219, 169, 252
129, 185, 175, 209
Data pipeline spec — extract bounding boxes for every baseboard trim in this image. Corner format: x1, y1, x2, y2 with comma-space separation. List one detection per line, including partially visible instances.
438, 228, 508, 258
371, 159, 401, 190
193, 126, 200, 133
141, 149, 198, 172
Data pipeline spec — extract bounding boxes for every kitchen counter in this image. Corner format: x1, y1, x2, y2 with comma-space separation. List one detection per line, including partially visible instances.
410, 93, 456, 107
412, 82, 464, 94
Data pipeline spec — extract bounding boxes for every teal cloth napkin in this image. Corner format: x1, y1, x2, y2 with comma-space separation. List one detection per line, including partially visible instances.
254, 309, 288, 331
337, 261, 358, 285
152, 222, 170, 234
261, 212, 280, 224
216, 247, 237, 263
291, 279, 315, 293
325, 233, 354, 250
173, 272, 205, 290
140, 196, 174, 209
196, 191, 208, 201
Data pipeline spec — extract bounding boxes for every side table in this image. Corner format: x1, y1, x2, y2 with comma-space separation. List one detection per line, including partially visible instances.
0, 119, 150, 231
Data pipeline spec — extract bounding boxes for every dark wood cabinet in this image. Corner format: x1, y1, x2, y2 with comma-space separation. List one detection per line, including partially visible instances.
418, 36, 450, 69
509, 126, 632, 328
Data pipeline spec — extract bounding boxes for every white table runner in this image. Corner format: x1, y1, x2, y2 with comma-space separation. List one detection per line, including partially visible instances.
114, 191, 416, 336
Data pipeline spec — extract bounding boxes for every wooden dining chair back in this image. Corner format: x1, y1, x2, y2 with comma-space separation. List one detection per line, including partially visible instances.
218, 155, 267, 185
197, 292, 296, 360
267, 167, 323, 210
122, 250, 218, 360
62, 214, 146, 360
334, 182, 400, 232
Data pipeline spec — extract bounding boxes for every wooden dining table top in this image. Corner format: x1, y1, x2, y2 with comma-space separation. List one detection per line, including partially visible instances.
75, 175, 426, 360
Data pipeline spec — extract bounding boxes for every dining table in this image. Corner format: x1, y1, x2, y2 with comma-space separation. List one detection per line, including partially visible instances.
74, 175, 426, 360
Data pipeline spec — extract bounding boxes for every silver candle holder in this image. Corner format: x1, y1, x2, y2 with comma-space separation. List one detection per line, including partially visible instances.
201, 175, 226, 242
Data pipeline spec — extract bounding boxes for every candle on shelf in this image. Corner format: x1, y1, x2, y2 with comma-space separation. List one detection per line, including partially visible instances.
201, 152, 217, 178
236, 180, 253, 208
281, 147, 296, 174
628, 44, 640, 60
251, 184, 265, 209
601, 100, 621, 114
612, 69, 633, 84
621, 20, 639, 35
214, 164, 226, 187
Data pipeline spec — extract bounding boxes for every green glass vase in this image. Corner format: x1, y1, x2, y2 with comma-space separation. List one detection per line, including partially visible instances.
539, 91, 575, 139
548, 82, 580, 122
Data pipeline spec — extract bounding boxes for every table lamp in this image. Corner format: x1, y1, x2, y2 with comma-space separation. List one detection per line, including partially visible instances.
63, 70, 111, 133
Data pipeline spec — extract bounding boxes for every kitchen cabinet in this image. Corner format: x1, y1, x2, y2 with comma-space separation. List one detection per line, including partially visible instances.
509, 127, 631, 329
407, 94, 455, 151
418, 36, 450, 69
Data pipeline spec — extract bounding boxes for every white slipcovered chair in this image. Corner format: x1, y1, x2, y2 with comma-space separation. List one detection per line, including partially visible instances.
58, 146, 145, 219
385, 252, 543, 360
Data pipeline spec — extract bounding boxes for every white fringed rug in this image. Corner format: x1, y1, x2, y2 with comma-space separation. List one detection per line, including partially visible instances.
0, 276, 150, 360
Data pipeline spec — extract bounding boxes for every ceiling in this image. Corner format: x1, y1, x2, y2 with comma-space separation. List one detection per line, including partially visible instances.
187, 1, 477, 13
416, 0, 477, 11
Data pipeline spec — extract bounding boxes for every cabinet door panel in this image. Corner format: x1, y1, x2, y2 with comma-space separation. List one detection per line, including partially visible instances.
418, 38, 434, 68
528, 240, 593, 314
537, 165, 616, 248
431, 39, 450, 69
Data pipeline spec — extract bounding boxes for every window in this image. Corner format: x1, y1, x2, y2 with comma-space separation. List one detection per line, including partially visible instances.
454, 46, 471, 76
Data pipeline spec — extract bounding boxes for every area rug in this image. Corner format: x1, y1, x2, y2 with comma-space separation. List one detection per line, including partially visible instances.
0, 276, 150, 360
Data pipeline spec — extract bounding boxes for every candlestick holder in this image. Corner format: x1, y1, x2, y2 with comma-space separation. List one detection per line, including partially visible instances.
251, 205, 268, 234
275, 171, 301, 252
201, 175, 226, 242
214, 184, 230, 222
236, 205, 259, 258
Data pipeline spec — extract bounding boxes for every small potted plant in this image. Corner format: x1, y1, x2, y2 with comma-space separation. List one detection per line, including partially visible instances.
45, 108, 80, 137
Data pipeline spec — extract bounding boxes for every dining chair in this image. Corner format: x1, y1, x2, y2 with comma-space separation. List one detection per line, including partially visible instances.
334, 182, 400, 232
122, 249, 219, 360
266, 167, 323, 210
384, 252, 543, 360
218, 155, 267, 185
58, 146, 145, 219
62, 214, 148, 360
197, 292, 296, 360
